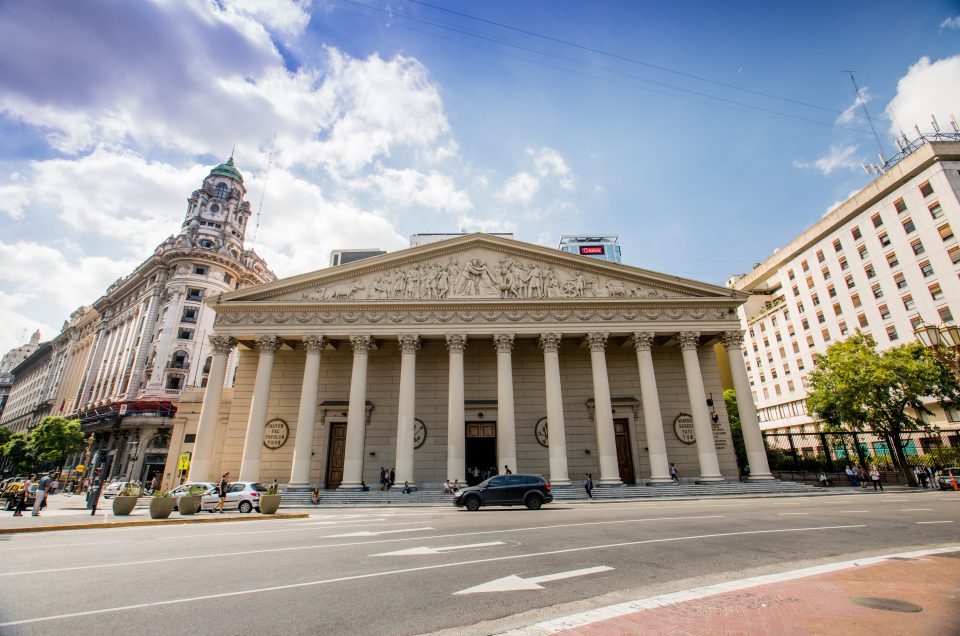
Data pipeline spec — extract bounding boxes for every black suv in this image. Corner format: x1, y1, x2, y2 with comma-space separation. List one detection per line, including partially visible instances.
453, 474, 552, 511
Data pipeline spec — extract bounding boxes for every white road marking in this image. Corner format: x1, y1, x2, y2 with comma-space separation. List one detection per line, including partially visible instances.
0, 524, 868, 627
373, 541, 505, 556
840, 510, 869, 513
901, 508, 932, 512
455, 566, 614, 594
501, 546, 960, 635
777, 512, 809, 516
326, 527, 434, 538
0, 515, 723, 577
916, 521, 953, 525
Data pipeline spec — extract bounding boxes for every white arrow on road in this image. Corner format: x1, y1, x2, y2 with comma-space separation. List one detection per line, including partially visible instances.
373, 541, 505, 556
326, 527, 434, 538
454, 566, 614, 594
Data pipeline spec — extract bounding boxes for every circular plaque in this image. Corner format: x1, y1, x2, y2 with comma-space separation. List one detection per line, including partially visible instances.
263, 418, 289, 450
413, 419, 426, 449
535, 417, 549, 447
673, 413, 696, 445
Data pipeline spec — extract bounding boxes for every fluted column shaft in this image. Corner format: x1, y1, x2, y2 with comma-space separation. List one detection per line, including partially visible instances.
446, 335, 467, 482
587, 333, 622, 484
289, 335, 326, 486
633, 332, 671, 483
188, 335, 235, 482
679, 332, 722, 481
239, 336, 282, 482
395, 335, 420, 485
494, 334, 517, 474
340, 336, 371, 488
723, 331, 774, 479
540, 334, 570, 485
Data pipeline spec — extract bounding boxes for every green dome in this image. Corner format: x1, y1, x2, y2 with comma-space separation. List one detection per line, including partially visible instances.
208, 157, 243, 184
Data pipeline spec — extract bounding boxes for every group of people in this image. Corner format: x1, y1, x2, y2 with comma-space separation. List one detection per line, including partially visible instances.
378, 467, 396, 491
9, 471, 58, 516
839, 465, 884, 491
913, 465, 937, 488
466, 465, 511, 486
442, 480, 461, 493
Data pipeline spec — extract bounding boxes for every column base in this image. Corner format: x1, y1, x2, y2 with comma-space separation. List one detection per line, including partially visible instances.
597, 479, 623, 486
285, 484, 313, 491
337, 482, 365, 490
549, 479, 571, 486
747, 474, 776, 481
696, 476, 725, 483
645, 478, 674, 485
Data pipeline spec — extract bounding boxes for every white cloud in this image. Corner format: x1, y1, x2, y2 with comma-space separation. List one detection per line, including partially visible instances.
836, 86, 871, 125
353, 168, 472, 213
884, 55, 960, 137
793, 144, 861, 175
940, 15, 960, 30
222, 0, 312, 38
499, 147, 575, 204
500, 172, 540, 204
530, 147, 574, 190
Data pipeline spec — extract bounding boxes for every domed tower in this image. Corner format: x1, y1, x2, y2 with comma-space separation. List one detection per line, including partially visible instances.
180, 156, 252, 258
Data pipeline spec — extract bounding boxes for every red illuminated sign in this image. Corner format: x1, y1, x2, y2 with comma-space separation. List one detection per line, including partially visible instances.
579, 246, 605, 255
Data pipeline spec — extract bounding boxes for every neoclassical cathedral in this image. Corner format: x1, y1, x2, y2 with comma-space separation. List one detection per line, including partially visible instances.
178, 234, 772, 489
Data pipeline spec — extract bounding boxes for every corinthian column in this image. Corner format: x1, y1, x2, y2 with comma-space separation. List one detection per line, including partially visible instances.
188, 334, 235, 482
239, 335, 282, 482
394, 334, 421, 485
445, 335, 467, 482
586, 333, 622, 484
632, 331, 671, 483
494, 334, 517, 474
289, 335, 327, 486
679, 331, 722, 482
340, 336, 371, 489
539, 333, 570, 485
722, 330, 774, 479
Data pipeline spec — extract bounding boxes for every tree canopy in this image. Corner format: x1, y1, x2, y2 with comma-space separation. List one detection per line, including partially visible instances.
2, 432, 36, 474
29, 416, 85, 472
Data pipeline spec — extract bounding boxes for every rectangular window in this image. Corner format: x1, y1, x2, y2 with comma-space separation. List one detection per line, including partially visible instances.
812, 293, 820, 306
919, 260, 934, 277
885, 251, 899, 268
783, 362, 790, 375
192, 265, 208, 276
929, 283, 944, 301
845, 275, 855, 289
763, 336, 769, 347
839, 321, 849, 336
939, 223, 955, 242
752, 342, 758, 352
827, 285, 837, 298
833, 302, 842, 316
787, 380, 795, 391
879, 232, 891, 247
833, 238, 843, 252
910, 315, 923, 331
792, 341, 800, 353
894, 198, 907, 213
181, 307, 199, 323
839, 256, 848, 271
792, 285, 799, 296
775, 384, 782, 396
919, 181, 934, 197
776, 332, 782, 342
797, 358, 806, 370
851, 227, 862, 241
778, 346, 785, 356
801, 259, 809, 272
949, 245, 960, 264
871, 283, 883, 299
165, 375, 184, 390
223, 273, 233, 285
858, 244, 868, 260
806, 335, 815, 347
871, 213, 883, 228
886, 325, 899, 341
911, 239, 925, 255
821, 328, 831, 342
902, 218, 916, 234
802, 318, 810, 331
858, 313, 868, 328
177, 328, 194, 340
851, 293, 862, 308
797, 301, 805, 313
771, 368, 778, 379
864, 264, 876, 279
816, 249, 825, 263
821, 266, 831, 280
939, 307, 955, 323
902, 295, 915, 310
879, 304, 890, 320
787, 268, 795, 280
929, 202, 943, 219
806, 276, 815, 289
894, 273, 907, 289
760, 322, 766, 332
816, 311, 826, 324
185, 288, 204, 302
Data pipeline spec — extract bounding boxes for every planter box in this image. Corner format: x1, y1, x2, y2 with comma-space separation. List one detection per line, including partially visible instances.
112, 496, 138, 516
149, 497, 176, 519
259, 494, 281, 514
178, 495, 201, 515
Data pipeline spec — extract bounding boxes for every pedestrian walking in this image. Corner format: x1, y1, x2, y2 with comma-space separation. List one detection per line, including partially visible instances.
670, 463, 679, 483
584, 473, 594, 499
379, 467, 387, 491
215, 472, 229, 513
32, 471, 55, 516
13, 474, 33, 516
870, 466, 883, 491
389, 468, 395, 489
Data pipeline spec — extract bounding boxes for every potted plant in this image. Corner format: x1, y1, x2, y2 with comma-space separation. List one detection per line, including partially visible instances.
259, 483, 282, 515
149, 489, 176, 519
178, 485, 206, 516
112, 482, 141, 516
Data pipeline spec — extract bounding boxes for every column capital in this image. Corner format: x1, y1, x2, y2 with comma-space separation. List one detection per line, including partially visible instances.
255, 335, 282, 354
631, 331, 656, 352
539, 333, 562, 353
445, 334, 467, 354
721, 330, 745, 350
585, 332, 608, 353
208, 335, 237, 355
398, 334, 421, 354
302, 335, 328, 354
350, 335, 372, 354
678, 331, 700, 351
493, 333, 515, 353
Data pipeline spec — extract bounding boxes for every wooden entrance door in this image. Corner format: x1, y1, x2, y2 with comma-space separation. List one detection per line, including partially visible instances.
614, 419, 635, 484
325, 423, 347, 489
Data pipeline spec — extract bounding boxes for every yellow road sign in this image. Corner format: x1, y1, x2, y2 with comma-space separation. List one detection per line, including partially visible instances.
75, 464, 85, 474
178, 453, 191, 471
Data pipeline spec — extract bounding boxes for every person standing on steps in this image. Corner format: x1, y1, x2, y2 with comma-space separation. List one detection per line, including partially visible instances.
670, 463, 680, 483
584, 473, 594, 499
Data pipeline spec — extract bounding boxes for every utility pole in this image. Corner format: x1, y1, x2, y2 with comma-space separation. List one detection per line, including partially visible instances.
845, 71, 885, 160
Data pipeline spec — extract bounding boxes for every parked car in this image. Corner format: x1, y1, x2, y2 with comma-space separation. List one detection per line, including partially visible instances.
102, 481, 143, 499
936, 467, 960, 490
169, 482, 217, 510
453, 474, 552, 511
2, 481, 37, 511
200, 482, 269, 513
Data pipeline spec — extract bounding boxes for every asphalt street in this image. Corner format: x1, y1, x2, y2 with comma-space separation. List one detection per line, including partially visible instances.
0, 490, 956, 635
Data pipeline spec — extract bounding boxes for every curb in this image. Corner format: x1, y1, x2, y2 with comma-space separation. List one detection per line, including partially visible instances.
0, 512, 309, 534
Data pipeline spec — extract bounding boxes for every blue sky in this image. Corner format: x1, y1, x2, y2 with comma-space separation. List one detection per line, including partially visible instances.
0, 0, 958, 353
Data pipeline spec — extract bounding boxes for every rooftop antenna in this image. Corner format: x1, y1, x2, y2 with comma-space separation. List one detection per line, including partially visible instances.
914, 124, 923, 138
249, 133, 276, 252
951, 115, 959, 133
931, 114, 940, 134
845, 71, 885, 159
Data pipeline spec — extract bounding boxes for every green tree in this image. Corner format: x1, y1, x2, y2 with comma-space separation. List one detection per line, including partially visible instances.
806, 333, 960, 486
723, 389, 749, 475
29, 416, 85, 474
3, 433, 37, 475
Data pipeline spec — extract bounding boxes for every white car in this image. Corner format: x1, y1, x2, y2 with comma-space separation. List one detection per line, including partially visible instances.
200, 481, 270, 513
102, 481, 142, 499
169, 482, 217, 509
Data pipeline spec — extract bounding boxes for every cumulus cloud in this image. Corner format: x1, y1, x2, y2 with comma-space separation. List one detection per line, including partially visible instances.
531, 147, 574, 190
500, 172, 540, 204
941, 15, 960, 30
793, 144, 861, 175
884, 55, 960, 137
352, 168, 472, 213
836, 87, 871, 125
499, 147, 574, 204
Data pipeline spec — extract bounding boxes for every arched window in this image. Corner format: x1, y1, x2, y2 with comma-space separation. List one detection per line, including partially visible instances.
169, 350, 189, 369
214, 183, 228, 199
202, 356, 212, 374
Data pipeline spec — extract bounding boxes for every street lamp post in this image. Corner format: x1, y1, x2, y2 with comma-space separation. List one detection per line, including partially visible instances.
914, 322, 960, 380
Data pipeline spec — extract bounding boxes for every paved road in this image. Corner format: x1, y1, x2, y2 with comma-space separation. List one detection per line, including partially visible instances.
0, 490, 956, 635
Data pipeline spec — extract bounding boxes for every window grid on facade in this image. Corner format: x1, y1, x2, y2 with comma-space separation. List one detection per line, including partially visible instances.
919, 260, 934, 278
894, 273, 907, 289
871, 284, 883, 299
902, 218, 916, 234
833, 238, 843, 252
886, 325, 899, 341
894, 198, 907, 213
816, 249, 825, 263
919, 181, 934, 197
929, 202, 943, 219
886, 251, 899, 268
902, 294, 915, 310
871, 213, 883, 228
879, 304, 890, 320
939, 223, 955, 242
929, 283, 943, 300
851, 293, 861, 308
879, 232, 891, 247
911, 238, 925, 255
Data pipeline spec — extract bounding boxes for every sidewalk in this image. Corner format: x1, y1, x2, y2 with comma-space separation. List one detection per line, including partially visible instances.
505, 547, 960, 635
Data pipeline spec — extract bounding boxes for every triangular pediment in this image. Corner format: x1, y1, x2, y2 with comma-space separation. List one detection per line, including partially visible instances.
217, 234, 742, 305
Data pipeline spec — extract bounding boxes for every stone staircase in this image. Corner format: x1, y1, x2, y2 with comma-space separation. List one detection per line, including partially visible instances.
280, 479, 822, 507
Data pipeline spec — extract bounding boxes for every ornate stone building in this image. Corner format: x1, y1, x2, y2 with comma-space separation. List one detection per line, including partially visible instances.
179, 234, 771, 489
